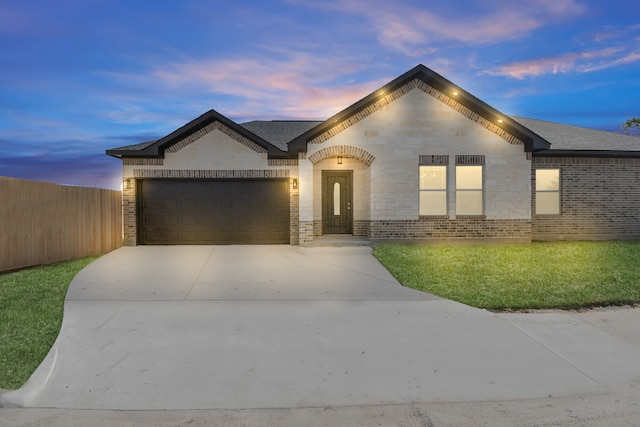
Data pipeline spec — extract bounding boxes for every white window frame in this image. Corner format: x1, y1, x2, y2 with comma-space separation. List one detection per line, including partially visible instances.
419, 165, 448, 216
455, 165, 483, 216
535, 168, 561, 215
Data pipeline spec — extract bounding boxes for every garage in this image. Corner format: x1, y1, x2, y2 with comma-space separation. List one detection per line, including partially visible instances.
138, 179, 290, 245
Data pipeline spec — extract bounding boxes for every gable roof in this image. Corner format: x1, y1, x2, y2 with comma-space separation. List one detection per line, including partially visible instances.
106, 64, 640, 160
240, 120, 322, 151
288, 64, 551, 154
106, 109, 290, 159
512, 117, 640, 155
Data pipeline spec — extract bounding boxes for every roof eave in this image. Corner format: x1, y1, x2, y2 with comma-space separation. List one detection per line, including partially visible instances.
105, 109, 289, 159
534, 149, 640, 158
289, 64, 551, 153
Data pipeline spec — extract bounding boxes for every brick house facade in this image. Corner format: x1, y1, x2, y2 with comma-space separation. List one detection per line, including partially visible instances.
107, 65, 640, 245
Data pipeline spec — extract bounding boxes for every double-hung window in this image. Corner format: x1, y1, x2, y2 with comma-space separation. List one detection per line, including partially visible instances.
419, 165, 447, 215
455, 156, 484, 216
535, 169, 560, 214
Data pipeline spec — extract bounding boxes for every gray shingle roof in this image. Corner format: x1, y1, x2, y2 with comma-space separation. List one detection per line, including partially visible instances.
109, 117, 640, 155
240, 121, 323, 151
511, 116, 640, 151
109, 140, 157, 151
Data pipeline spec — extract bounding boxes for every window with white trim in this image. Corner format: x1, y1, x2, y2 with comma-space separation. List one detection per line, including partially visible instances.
419, 165, 447, 215
456, 165, 483, 215
535, 169, 560, 215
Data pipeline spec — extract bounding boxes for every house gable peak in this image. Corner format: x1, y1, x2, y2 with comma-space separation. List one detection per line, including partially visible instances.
289, 64, 551, 153
107, 109, 289, 159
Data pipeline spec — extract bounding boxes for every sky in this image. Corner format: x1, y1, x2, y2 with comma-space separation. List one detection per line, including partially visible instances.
1, 0, 639, 190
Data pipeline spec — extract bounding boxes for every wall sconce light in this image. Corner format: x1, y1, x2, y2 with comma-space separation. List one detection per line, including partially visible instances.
292, 178, 298, 189
123, 179, 131, 190
337, 156, 343, 165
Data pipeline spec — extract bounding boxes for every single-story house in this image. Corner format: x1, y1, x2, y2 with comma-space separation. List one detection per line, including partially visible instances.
107, 64, 640, 246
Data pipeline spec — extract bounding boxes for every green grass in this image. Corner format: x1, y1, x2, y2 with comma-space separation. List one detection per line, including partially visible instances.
0, 257, 97, 390
374, 241, 640, 311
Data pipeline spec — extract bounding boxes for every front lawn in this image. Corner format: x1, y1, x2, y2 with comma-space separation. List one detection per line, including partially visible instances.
0, 257, 96, 390
373, 241, 640, 311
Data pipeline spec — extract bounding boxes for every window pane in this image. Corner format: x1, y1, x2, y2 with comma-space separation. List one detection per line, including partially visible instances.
420, 191, 447, 215
536, 169, 559, 191
456, 191, 483, 215
456, 166, 482, 189
333, 182, 340, 215
536, 192, 560, 214
420, 166, 447, 190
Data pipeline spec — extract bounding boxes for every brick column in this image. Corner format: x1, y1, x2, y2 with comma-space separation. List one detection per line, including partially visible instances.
298, 153, 314, 243
122, 178, 137, 246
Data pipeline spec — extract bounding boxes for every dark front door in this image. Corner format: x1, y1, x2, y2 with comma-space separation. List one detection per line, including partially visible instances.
322, 170, 353, 234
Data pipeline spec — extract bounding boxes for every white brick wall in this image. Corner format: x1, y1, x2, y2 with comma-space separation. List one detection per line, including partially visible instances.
122, 129, 291, 178
306, 87, 532, 222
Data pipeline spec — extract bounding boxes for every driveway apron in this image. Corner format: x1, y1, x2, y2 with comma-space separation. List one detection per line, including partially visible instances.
3, 246, 640, 410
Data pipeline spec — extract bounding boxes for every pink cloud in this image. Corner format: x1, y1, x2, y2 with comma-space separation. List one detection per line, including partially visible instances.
580, 50, 640, 72
147, 54, 387, 120
293, 0, 585, 55
593, 24, 640, 42
481, 47, 634, 79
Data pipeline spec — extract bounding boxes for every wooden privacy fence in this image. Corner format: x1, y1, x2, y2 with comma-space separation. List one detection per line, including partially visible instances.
1, 177, 122, 272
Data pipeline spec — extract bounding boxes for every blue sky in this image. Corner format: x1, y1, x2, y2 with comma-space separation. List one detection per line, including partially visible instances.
1, 0, 639, 190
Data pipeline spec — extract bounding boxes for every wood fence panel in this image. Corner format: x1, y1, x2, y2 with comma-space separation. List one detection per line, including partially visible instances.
1, 177, 122, 272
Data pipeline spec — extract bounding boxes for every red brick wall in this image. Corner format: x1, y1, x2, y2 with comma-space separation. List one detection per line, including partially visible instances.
532, 157, 640, 240
359, 218, 531, 240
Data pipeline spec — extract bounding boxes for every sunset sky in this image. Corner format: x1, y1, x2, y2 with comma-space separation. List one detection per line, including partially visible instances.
1, 0, 639, 190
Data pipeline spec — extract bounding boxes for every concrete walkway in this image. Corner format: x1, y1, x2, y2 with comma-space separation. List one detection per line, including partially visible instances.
2, 246, 640, 416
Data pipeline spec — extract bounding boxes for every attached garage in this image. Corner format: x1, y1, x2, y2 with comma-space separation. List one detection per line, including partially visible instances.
138, 179, 290, 245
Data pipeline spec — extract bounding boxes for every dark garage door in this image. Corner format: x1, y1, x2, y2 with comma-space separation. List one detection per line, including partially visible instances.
139, 179, 290, 244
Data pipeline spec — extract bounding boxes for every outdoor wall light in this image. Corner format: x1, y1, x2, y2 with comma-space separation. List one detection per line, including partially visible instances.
452, 90, 459, 96
292, 178, 298, 189
337, 156, 343, 164
123, 179, 130, 190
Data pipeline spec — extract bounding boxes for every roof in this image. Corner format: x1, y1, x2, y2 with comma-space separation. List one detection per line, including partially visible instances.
512, 117, 640, 152
240, 121, 322, 151
107, 140, 157, 152
288, 64, 551, 154
106, 110, 290, 159
106, 64, 640, 160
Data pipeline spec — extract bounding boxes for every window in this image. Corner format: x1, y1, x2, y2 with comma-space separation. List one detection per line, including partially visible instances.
419, 165, 447, 215
536, 169, 560, 214
456, 165, 483, 215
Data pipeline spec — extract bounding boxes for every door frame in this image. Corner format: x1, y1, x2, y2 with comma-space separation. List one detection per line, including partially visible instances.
321, 170, 353, 235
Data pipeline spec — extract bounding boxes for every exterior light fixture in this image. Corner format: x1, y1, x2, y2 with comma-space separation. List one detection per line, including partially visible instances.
497, 119, 504, 124
123, 179, 130, 190
452, 91, 459, 96
337, 156, 343, 164
292, 178, 298, 189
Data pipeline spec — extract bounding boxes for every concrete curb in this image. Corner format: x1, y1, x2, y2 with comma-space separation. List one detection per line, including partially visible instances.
0, 340, 60, 408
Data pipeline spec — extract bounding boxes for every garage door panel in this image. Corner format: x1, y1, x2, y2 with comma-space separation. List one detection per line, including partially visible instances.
139, 179, 289, 244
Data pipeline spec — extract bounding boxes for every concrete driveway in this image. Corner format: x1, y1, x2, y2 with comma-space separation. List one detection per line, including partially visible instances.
3, 245, 640, 412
